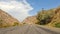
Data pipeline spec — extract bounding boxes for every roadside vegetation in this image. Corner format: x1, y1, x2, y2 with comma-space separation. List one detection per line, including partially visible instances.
36, 7, 60, 28
55, 23, 60, 28
0, 22, 20, 28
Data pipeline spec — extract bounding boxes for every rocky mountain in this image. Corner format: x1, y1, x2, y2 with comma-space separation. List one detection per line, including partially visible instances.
22, 16, 38, 24
36, 6, 60, 27
0, 9, 20, 27
48, 7, 60, 26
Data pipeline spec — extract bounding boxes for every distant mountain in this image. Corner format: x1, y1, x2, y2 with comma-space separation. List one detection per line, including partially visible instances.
22, 16, 38, 24
0, 9, 20, 27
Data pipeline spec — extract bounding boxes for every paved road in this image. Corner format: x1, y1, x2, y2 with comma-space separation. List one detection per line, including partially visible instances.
0, 24, 60, 34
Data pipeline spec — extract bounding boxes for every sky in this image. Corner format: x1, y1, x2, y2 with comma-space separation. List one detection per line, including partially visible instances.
27, 0, 60, 15
0, 0, 60, 22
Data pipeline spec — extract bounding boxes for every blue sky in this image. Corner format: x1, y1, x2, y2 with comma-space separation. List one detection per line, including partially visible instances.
27, 0, 60, 15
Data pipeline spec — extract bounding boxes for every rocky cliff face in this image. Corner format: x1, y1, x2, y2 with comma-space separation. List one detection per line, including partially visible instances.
48, 7, 60, 26
0, 9, 20, 27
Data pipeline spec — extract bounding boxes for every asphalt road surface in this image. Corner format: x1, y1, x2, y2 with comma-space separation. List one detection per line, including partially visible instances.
0, 24, 60, 34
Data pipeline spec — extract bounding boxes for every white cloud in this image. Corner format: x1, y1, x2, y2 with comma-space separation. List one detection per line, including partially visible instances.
0, 0, 33, 22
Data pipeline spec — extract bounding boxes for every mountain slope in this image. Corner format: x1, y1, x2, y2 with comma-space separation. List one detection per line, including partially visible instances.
48, 7, 60, 27
36, 6, 60, 27
0, 9, 20, 27
22, 16, 38, 24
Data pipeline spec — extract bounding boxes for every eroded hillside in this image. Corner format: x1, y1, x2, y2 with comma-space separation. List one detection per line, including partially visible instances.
0, 9, 21, 28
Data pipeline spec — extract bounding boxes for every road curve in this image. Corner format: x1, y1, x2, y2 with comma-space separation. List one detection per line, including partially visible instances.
0, 24, 60, 34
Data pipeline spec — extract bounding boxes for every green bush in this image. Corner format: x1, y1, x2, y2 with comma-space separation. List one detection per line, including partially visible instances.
23, 23, 26, 24
37, 10, 51, 25
55, 23, 60, 28
37, 8, 56, 25
13, 22, 19, 26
